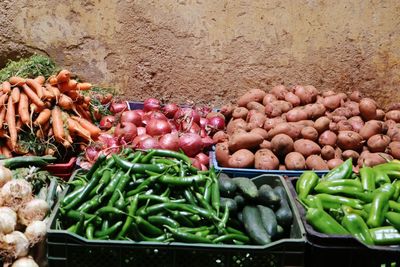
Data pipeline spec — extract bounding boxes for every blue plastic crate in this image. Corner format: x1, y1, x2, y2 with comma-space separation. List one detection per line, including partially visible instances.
210, 152, 329, 177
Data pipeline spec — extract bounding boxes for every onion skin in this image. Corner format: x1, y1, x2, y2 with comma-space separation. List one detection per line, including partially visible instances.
159, 133, 180, 151
115, 122, 138, 143
110, 102, 127, 114
146, 119, 172, 136
138, 137, 161, 149
162, 103, 179, 118
179, 133, 203, 157
121, 110, 142, 127
99, 115, 116, 130
143, 98, 161, 112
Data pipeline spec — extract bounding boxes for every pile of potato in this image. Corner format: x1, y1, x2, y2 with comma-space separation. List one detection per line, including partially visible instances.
214, 85, 400, 171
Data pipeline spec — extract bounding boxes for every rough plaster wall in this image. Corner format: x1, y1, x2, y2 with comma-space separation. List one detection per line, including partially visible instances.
0, 0, 399, 107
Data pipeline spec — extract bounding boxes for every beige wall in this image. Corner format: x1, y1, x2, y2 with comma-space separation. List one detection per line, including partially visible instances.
1, 0, 400, 107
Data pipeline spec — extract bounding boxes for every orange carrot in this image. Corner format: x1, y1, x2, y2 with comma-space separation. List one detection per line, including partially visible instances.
77, 82, 92, 91
51, 107, 66, 145
2, 82, 11, 94
18, 93, 30, 125
72, 116, 101, 138
58, 94, 73, 110
46, 84, 60, 99
26, 78, 44, 99
11, 87, 20, 104
22, 84, 45, 108
0, 94, 8, 107
34, 76, 45, 85
34, 108, 51, 126
67, 117, 90, 141
65, 90, 81, 101
16, 118, 22, 132
9, 76, 25, 86
43, 87, 55, 101
75, 104, 92, 121
0, 107, 5, 129
59, 79, 78, 92
56, 70, 71, 84
84, 96, 91, 104
47, 127, 53, 138
48, 75, 58, 85
1, 145, 12, 158
6, 96, 17, 149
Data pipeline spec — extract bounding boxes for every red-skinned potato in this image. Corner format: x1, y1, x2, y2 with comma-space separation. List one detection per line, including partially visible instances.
228, 132, 264, 152
285, 108, 309, 122
304, 85, 319, 101
387, 124, 400, 141
357, 151, 392, 167
269, 85, 288, 100
295, 120, 315, 128
367, 134, 391, 153
318, 130, 337, 146
388, 141, 400, 159
323, 95, 342, 110
337, 120, 353, 131
305, 103, 326, 119
385, 110, 400, 123
376, 109, 385, 121
330, 115, 347, 123
293, 85, 315, 105
337, 131, 363, 151
254, 149, 279, 169
321, 145, 335, 160
267, 122, 301, 140
314, 117, 331, 133
338, 93, 347, 101
342, 150, 359, 164
335, 147, 343, 159
271, 134, 294, 158
359, 98, 377, 121
262, 94, 277, 106
229, 149, 255, 168
220, 104, 234, 119
232, 107, 249, 119
301, 127, 319, 141
349, 91, 362, 102
260, 140, 272, 149
264, 117, 285, 131
215, 142, 230, 167
213, 130, 229, 143
226, 118, 247, 135
265, 103, 283, 117
250, 128, 268, 139
359, 120, 383, 140
343, 101, 360, 116
348, 116, 364, 133
306, 155, 328, 170
327, 158, 344, 169
247, 112, 266, 130
329, 122, 339, 133
285, 152, 306, 170
285, 92, 301, 106
294, 139, 321, 158
246, 101, 265, 113
322, 90, 336, 97
237, 89, 266, 107
331, 107, 353, 118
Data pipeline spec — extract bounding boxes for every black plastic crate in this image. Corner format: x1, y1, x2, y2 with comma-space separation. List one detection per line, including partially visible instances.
47, 173, 306, 267
286, 177, 400, 267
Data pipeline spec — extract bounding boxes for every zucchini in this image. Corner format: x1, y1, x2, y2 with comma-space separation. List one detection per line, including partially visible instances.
234, 194, 246, 210
275, 225, 285, 240
220, 197, 238, 213
273, 186, 293, 227
237, 211, 243, 222
218, 174, 237, 197
232, 177, 259, 199
257, 205, 277, 238
258, 184, 281, 207
242, 205, 271, 245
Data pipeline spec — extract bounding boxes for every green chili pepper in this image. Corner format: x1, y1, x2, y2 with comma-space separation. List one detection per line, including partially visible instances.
134, 216, 164, 236
392, 180, 400, 200
389, 200, 400, 213
369, 226, 400, 245
101, 220, 109, 232
112, 154, 166, 173
322, 158, 353, 181
95, 206, 127, 217
75, 216, 86, 235
217, 202, 230, 230
94, 221, 124, 238
126, 175, 160, 197
158, 174, 206, 186
99, 171, 124, 202
203, 179, 212, 203
375, 183, 395, 198
194, 192, 219, 220
116, 195, 138, 240
373, 170, 391, 187
85, 223, 95, 240
77, 195, 102, 213
297, 171, 319, 200
61, 186, 85, 207
141, 150, 156, 163
67, 224, 77, 234
342, 205, 368, 221
210, 168, 220, 216
360, 167, 375, 192
63, 210, 102, 225
341, 213, 374, 245
315, 179, 362, 191
107, 172, 132, 207
366, 191, 390, 228
183, 189, 197, 205
315, 194, 363, 210
385, 211, 400, 230
148, 215, 180, 228
212, 233, 250, 244
146, 149, 192, 165
165, 209, 195, 227
314, 185, 362, 195
302, 195, 323, 209
306, 208, 348, 235
164, 225, 213, 243
94, 169, 112, 195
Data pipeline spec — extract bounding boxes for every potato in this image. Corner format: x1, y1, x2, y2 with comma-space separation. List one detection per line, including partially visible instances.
329, 122, 339, 133
285, 108, 309, 122
314, 117, 331, 133
294, 139, 321, 158
264, 117, 285, 131
294, 85, 315, 105
385, 110, 400, 123
271, 134, 294, 158
215, 142, 230, 167
247, 112, 267, 130
323, 95, 342, 110
387, 124, 400, 141
342, 150, 360, 164
301, 127, 319, 141
213, 130, 229, 143
337, 131, 363, 151
279, 165, 287, 170
220, 104, 234, 119
359, 120, 383, 140
255, 149, 279, 170
228, 132, 264, 152
318, 130, 337, 146
304, 85, 319, 101
376, 109, 385, 121
265, 103, 283, 117
321, 145, 335, 160
285, 92, 301, 107
331, 107, 353, 118
357, 151, 392, 167
267, 122, 301, 140
232, 107, 249, 119
285, 152, 306, 170
316, 95, 324, 104
330, 115, 347, 123
237, 89, 266, 107
260, 140, 272, 149
335, 147, 343, 159
385, 119, 397, 130
387, 103, 400, 111
322, 90, 336, 97
269, 85, 288, 100
348, 116, 364, 133
295, 120, 315, 128
343, 101, 360, 116
367, 134, 391, 153
305, 103, 326, 119
250, 128, 268, 139
226, 118, 247, 135
306, 155, 328, 170
337, 120, 353, 131
246, 101, 265, 113
349, 91, 362, 102
327, 158, 344, 169
388, 141, 400, 159
262, 94, 277, 106
229, 149, 255, 168
359, 98, 377, 121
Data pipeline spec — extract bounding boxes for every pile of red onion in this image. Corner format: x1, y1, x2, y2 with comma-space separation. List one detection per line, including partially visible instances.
84, 98, 225, 170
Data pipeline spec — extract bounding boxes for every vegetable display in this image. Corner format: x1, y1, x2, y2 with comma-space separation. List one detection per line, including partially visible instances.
296, 159, 400, 246
215, 85, 400, 170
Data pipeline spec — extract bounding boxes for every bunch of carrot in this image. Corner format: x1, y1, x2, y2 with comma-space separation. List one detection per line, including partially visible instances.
0, 69, 102, 157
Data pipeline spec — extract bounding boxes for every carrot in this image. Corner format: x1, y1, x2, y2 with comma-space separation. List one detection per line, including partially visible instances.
77, 82, 92, 91
59, 79, 78, 92
51, 107, 65, 143
65, 90, 81, 101
72, 116, 101, 138
22, 84, 45, 108
46, 84, 60, 99
0, 94, 8, 107
2, 82, 11, 94
67, 117, 91, 141
43, 87, 55, 101
34, 76, 45, 85
84, 96, 91, 104
58, 94, 74, 110
9, 76, 25, 86
1, 145, 12, 158
16, 118, 22, 132
6, 96, 17, 149
56, 70, 71, 84
26, 78, 44, 99
11, 87, 20, 104
0, 107, 5, 129
48, 75, 58, 85
18, 93, 30, 125
47, 127, 53, 138
34, 108, 51, 126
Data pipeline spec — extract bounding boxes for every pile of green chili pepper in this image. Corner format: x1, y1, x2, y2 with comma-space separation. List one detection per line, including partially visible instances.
57, 148, 250, 244
296, 158, 400, 246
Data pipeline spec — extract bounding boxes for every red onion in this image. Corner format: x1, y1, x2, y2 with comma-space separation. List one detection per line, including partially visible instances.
207, 116, 225, 133
143, 98, 161, 112
98, 133, 115, 147
190, 158, 202, 170
146, 119, 172, 136
110, 101, 127, 114
174, 108, 201, 125
85, 146, 102, 163
200, 164, 208, 171
135, 109, 145, 117
138, 137, 160, 149
159, 133, 180, 151
180, 121, 201, 134
99, 115, 116, 130
121, 110, 142, 127
201, 136, 215, 148
199, 118, 208, 129
195, 152, 209, 166
162, 103, 179, 118
179, 133, 203, 157
142, 111, 168, 125
132, 134, 151, 147
194, 106, 212, 117
115, 122, 138, 143
137, 127, 146, 136
200, 128, 208, 138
